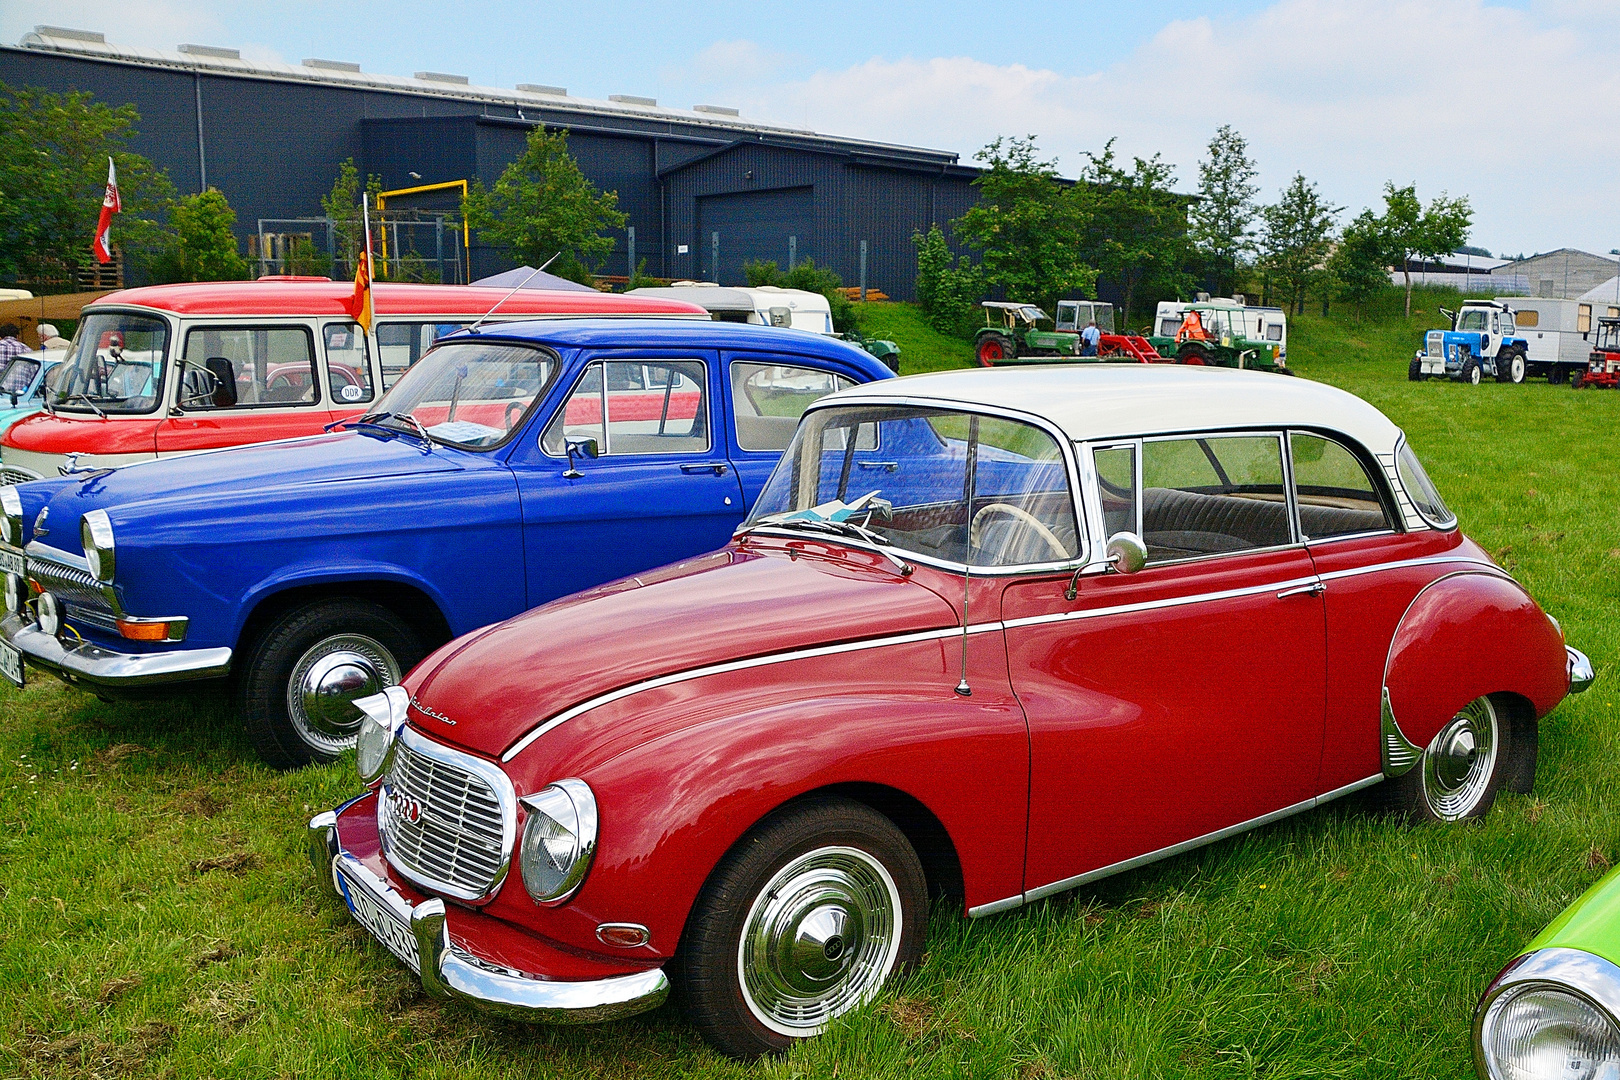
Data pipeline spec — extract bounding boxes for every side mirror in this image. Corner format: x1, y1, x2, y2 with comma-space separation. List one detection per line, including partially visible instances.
205, 358, 237, 407
1105, 532, 1147, 575
562, 437, 599, 478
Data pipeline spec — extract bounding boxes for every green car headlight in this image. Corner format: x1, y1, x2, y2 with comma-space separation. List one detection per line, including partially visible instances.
1481, 985, 1620, 1079
519, 778, 597, 906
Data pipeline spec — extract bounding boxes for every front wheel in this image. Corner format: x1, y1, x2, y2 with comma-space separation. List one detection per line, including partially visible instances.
1572, 370, 1586, 390
1178, 346, 1209, 366
1389, 695, 1522, 822
1408, 358, 1425, 382
679, 797, 928, 1059
238, 598, 424, 769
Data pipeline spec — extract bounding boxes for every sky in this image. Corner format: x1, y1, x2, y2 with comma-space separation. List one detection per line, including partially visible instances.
4, 0, 1618, 261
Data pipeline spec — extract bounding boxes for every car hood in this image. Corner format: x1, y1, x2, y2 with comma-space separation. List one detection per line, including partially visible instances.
0, 404, 40, 435
406, 542, 960, 760
31, 430, 465, 532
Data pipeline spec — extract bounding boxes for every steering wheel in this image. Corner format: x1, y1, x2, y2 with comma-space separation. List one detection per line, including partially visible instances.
504, 400, 525, 431
970, 503, 1069, 561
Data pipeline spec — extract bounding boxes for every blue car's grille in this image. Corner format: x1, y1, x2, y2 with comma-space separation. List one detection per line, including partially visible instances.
28, 554, 118, 630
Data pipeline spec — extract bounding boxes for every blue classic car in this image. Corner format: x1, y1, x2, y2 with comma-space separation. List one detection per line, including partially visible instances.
0, 349, 66, 440
0, 320, 891, 767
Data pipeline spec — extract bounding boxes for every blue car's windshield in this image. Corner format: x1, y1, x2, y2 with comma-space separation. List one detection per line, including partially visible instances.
0, 356, 40, 398
747, 404, 1083, 568
371, 339, 559, 450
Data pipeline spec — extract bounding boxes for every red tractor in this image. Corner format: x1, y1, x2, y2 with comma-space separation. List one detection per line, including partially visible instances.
1574, 316, 1620, 389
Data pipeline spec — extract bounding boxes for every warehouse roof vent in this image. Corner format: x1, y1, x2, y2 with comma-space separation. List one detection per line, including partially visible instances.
304, 58, 362, 72
694, 104, 741, 117
517, 83, 567, 96
31, 26, 106, 43
179, 43, 241, 59
416, 71, 470, 84
609, 94, 657, 107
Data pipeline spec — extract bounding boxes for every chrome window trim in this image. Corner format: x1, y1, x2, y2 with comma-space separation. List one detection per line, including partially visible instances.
540, 356, 714, 459
499, 551, 1506, 764
1302, 529, 1400, 547
1287, 428, 1405, 537
724, 356, 862, 455
752, 395, 1090, 573
1474, 947, 1620, 1079
968, 773, 1386, 918
1393, 435, 1457, 531
379, 724, 518, 905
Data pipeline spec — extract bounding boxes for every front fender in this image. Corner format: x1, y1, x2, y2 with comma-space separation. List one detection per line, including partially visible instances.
233, 561, 460, 643
1382, 570, 1566, 769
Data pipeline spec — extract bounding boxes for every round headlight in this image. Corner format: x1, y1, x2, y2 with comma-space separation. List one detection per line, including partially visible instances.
37, 591, 60, 637
1482, 986, 1620, 1079
3, 573, 20, 615
81, 510, 114, 584
353, 685, 408, 785
519, 778, 598, 905
0, 485, 20, 546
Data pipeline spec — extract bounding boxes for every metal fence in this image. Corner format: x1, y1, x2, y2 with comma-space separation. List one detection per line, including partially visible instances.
252, 215, 468, 284
1387, 270, 1529, 296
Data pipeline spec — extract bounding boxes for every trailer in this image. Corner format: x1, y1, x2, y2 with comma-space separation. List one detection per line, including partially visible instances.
1498, 292, 1620, 384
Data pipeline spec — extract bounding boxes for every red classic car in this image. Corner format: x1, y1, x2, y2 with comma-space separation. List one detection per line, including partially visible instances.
308, 365, 1592, 1057
0, 280, 704, 483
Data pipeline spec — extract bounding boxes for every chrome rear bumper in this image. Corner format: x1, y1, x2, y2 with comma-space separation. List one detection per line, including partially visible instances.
0, 611, 231, 688
1569, 646, 1596, 695
308, 810, 669, 1025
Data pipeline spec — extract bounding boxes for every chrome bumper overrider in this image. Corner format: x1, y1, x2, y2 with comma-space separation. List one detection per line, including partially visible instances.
1569, 646, 1596, 695
0, 610, 231, 688
307, 811, 669, 1024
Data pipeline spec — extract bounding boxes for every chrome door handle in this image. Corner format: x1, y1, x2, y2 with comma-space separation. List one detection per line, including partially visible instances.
1277, 581, 1326, 599
680, 462, 729, 476
856, 461, 899, 472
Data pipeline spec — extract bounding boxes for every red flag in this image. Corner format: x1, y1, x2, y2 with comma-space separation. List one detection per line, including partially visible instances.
350, 249, 375, 333
91, 157, 121, 265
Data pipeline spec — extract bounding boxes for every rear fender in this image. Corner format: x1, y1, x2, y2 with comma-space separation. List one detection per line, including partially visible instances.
1381, 570, 1566, 774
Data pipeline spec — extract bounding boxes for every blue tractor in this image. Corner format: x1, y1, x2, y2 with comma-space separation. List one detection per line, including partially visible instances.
1410, 300, 1531, 385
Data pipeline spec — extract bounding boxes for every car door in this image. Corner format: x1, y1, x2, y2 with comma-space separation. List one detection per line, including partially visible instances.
1002, 431, 1328, 899
155, 322, 332, 452
723, 351, 871, 507
510, 350, 746, 606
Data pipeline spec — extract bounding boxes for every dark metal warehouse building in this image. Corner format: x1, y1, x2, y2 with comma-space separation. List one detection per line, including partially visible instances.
1, 26, 985, 298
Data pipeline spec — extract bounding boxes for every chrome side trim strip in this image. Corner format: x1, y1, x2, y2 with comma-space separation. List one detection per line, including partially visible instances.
970, 773, 1385, 918
1381, 687, 1422, 777
1001, 573, 1320, 632
500, 621, 1002, 762
1317, 553, 1499, 583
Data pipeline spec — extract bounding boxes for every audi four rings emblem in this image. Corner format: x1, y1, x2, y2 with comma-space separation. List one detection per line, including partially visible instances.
384, 785, 423, 824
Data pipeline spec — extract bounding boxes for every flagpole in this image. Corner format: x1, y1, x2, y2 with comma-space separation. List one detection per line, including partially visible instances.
362, 193, 375, 279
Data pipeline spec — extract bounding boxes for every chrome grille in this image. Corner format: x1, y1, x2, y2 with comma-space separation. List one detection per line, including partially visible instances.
0, 465, 42, 485
380, 729, 515, 903
28, 553, 118, 628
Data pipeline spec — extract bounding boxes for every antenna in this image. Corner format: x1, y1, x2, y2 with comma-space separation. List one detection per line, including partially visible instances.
954, 416, 980, 698
467, 252, 561, 335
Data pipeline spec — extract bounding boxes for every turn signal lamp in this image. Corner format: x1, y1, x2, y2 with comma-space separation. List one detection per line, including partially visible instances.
117, 619, 175, 642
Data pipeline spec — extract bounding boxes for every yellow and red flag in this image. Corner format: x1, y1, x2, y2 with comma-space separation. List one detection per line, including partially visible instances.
350, 248, 374, 333
91, 157, 120, 265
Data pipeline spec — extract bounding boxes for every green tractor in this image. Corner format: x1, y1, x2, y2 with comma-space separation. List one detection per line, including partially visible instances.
1145, 298, 1292, 373
974, 300, 1160, 366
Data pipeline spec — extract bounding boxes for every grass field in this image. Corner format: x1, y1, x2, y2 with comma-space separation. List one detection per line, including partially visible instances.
3, 292, 1617, 1078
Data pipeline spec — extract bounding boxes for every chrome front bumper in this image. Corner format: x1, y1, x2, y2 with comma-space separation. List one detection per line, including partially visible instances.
0, 610, 232, 688
1569, 646, 1596, 695
308, 810, 669, 1024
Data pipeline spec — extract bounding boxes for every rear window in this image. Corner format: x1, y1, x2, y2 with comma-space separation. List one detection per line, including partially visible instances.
1397, 443, 1455, 527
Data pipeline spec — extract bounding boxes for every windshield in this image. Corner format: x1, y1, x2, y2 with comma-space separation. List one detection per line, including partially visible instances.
370, 339, 558, 449
1, 356, 41, 397
746, 404, 1081, 568
50, 312, 170, 414
1596, 321, 1620, 352
1095, 305, 1116, 333
1457, 309, 1489, 331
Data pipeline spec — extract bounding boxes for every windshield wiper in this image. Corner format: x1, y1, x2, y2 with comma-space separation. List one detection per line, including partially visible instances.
330, 410, 434, 450
64, 393, 107, 419
739, 515, 912, 576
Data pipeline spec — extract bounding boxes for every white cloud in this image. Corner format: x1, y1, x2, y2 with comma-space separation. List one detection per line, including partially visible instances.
698, 0, 1620, 257
0, 0, 226, 53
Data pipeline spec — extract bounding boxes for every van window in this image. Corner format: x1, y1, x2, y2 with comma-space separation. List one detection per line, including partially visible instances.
1159, 318, 1181, 337
376, 321, 469, 389
1578, 305, 1593, 333
323, 322, 374, 405
181, 326, 319, 409
1515, 309, 1539, 328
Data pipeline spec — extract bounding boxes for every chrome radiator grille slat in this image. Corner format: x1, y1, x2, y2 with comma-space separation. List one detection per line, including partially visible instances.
28, 555, 119, 627
379, 730, 515, 903
0, 465, 42, 485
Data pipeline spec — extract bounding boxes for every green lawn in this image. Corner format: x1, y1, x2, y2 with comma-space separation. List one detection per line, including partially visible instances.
4, 297, 1618, 1078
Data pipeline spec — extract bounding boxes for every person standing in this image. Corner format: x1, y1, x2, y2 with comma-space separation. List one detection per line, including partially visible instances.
36, 323, 71, 349
0, 323, 28, 361
1079, 319, 1101, 357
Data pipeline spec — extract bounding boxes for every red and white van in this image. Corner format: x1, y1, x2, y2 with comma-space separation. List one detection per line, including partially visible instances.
0, 280, 706, 482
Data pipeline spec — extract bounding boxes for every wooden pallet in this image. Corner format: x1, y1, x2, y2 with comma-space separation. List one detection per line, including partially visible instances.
835, 287, 891, 302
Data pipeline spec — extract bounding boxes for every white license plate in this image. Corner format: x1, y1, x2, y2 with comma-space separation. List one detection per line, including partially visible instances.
0, 548, 22, 577
336, 861, 420, 973
0, 637, 22, 688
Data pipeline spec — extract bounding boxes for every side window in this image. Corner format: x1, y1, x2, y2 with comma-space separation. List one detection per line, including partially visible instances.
1516, 309, 1539, 328
180, 326, 318, 409
323, 322, 374, 406
1578, 305, 1593, 334
1140, 434, 1290, 562
730, 361, 854, 452
1289, 433, 1395, 540
543, 359, 709, 456
1091, 444, 1138, 538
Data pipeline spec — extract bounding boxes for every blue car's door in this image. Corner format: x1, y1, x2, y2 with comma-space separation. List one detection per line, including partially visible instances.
720, 350, 875, 507
509, 349, 747, 605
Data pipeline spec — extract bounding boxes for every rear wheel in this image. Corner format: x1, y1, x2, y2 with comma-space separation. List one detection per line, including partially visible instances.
976, 334, 1014, 367
1460, 357, 1482, 385
238, 598, 423, 770
1498, 349, 1526, 384
1388, 695, 1522, 822
679, 797, 928, 1059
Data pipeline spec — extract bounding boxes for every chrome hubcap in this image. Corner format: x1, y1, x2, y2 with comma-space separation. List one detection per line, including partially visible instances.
1421, 697, 1499, 820
287, 634, 400, 752
738, 846, 902, 1037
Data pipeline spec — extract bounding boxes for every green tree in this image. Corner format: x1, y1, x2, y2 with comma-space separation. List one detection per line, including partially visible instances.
156, 188, 250, 281
1376, 182, 1472, 317
1328, 209, 1390, 314
0, 81, 174, 289
743, 257, 860, 333
463, 127, 627, 285
321, 158, 382, 276
911, 223, 983, 338
1259, 173, 1340, 315
282, 235, 333, 277
1074, 139, 1193, 327
951, 136, 1096, 316
1188, 125, 1260, 299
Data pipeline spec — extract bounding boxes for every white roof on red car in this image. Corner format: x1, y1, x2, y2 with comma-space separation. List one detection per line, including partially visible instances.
823, 364, 1405, 451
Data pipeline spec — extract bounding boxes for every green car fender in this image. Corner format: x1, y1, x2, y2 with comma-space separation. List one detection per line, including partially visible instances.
1474, 866, 1620, 1077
